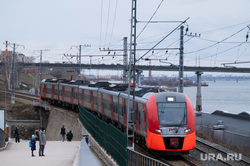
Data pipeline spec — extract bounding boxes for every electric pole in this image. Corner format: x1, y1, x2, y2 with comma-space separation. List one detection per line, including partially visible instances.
11, 43, 16, 104
123, 37, 128, 83
178, 26, 184, 93
126, 0, 137, 151
34, 49, 49, 89
71, 44, 91, 80
4, 42, 25, 104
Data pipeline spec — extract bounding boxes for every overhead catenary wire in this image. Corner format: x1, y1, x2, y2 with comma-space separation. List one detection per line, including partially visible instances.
185, 25, 249, 55
104, 0, 111, 47
136, 0, 165, 39
99, 0, 104, 48
136, 17, 189, 62
108, 0, 118, 46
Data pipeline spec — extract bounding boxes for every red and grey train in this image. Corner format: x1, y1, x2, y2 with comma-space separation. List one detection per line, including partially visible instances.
40, 79, 195, 154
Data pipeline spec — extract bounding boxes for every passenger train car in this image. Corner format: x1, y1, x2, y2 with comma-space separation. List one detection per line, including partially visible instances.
40, 79, 195, 154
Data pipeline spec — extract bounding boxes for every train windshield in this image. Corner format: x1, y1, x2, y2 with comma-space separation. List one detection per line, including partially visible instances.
157, 102, 187, 127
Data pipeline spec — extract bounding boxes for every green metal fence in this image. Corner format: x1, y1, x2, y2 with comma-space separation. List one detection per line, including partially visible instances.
79, 104, 127, 166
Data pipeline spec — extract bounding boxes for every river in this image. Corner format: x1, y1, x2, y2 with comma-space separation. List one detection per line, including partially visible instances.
183, 80, 250, 114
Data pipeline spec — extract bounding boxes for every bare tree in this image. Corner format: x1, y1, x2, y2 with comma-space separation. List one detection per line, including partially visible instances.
1, 51, 13, 90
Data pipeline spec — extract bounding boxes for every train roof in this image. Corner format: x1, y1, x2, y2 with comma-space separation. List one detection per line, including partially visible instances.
41, 79, 69, 84
67, 80, 90, 85
88, 81, 110, 88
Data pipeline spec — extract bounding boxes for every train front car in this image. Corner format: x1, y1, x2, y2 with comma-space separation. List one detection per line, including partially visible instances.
145, 92, 195, 155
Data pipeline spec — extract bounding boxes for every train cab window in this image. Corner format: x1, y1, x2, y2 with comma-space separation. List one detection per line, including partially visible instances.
157, 103, 187, 127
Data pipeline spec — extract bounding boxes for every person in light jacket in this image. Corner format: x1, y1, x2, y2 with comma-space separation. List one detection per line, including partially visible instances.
39, 128, 46, 156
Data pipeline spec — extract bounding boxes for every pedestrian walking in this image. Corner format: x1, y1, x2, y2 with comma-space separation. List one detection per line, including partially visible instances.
15, 127, 20, 143
66, 130, 73, 142
60, 125, 66, 142
30, 135, 36, 157
39, 127, 46, 156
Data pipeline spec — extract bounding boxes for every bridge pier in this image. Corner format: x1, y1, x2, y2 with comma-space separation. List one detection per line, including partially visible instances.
136, 70, 142, 87
196, 71, 203, 116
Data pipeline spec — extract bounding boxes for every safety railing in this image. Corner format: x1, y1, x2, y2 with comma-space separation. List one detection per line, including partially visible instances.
127, 148, 168, 166
79, 104, 127, 166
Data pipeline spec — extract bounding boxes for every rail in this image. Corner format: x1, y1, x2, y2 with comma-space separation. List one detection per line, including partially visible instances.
195, 137, 250, 166
127, 148, 168, 166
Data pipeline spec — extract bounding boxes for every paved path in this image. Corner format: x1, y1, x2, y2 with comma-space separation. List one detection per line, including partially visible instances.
0, 139, 81, 166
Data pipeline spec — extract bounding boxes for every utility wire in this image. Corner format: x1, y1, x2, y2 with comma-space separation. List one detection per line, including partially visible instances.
198, 42, 245, 60
99, 0, 104, 48
136, 0, 164, 38
136, 17, 189, 62
104, 0, 111, 47
185, 25, 249, 55
198, 20, 250, 33
108, 0, 118, 46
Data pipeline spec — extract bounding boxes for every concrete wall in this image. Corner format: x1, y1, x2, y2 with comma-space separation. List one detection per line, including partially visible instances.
46, 108, 81, 141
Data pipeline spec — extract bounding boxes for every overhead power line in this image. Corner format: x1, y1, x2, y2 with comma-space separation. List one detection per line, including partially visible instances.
136, 0, 165, 38
185, 25, 249, 55
136, 17, 190, 62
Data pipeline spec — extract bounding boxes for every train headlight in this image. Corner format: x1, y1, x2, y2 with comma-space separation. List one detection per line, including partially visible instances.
155, 129, 162, 133
185, 128, 191, 133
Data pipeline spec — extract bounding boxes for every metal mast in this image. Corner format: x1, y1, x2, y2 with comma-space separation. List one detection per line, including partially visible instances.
11, 43, 16, 104
126, 0, 137, 150
178, 25, 184, 93
123, 37, 128, 83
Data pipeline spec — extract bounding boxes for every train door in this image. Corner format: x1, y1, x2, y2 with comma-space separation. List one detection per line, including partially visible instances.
100, 92, 104, 114
81, 89, 85, 107
143, 104, 147, 137
110, 95, 115, 119
71, 87, 74, 103
62, 86, 65, 101
123, 98, 127, 126
135, 102, 140, 132
113, 96, 119, 121
52, 85, 55, 99
43, 84, 47, 98
90, 90, 94, 110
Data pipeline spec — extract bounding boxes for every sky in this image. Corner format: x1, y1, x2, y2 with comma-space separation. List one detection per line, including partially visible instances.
1, 0, 250, 76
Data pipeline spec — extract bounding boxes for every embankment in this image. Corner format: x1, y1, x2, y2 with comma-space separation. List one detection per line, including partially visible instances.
46, 108, 82, 141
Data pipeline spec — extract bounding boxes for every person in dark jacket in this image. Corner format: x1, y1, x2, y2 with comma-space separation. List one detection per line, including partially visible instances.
66, 130, 73, 142
15, 127, 20, 143
35, 129, 39, 141
30, 135, 36, 157
39, 128, 46, 156
60, 125, 66, 142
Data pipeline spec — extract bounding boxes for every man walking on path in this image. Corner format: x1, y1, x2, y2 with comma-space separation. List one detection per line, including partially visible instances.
39, 128, 46, 156
60, 125, 66, 142
15, 127, 20, 143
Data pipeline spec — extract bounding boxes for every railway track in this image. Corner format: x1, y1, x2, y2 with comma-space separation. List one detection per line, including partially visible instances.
0, 89, 40, 101
194, 137, 250, 166
134, 142, 199, 166
154, 154, 199, 166
3, 89, 250, 165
